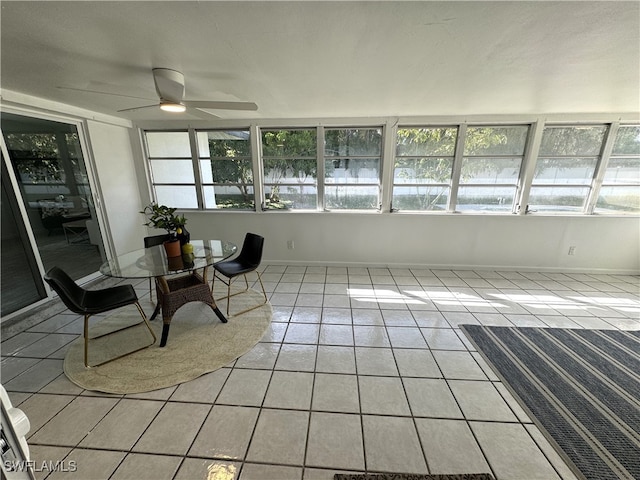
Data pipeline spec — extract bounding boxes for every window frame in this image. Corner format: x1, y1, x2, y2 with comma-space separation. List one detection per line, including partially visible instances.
322, 126, 384, 212
590, 123, 640, 214
456, 124, 530, 213
259, 127, 319, 211
196, 128, 255, 210
144, 129, 200, 209
141, 118, 639, 218
392, 125, 459, 213
528, 124, 609, 214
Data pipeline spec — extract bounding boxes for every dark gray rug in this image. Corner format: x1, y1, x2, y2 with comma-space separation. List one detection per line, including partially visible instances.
461, 325, 640, 480
334, 475, 494, 480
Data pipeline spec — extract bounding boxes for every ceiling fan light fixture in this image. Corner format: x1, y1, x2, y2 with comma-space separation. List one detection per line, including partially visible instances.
160, 101, 186, 113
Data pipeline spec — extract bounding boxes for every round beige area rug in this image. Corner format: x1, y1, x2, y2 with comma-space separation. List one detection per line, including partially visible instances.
64, 288, 271, 394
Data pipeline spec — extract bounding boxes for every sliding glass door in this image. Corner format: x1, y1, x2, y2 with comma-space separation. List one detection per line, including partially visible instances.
1, 113, 105, 316
1, 155, 47, 315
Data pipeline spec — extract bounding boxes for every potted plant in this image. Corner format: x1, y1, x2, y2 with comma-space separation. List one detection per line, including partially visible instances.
141, 203, 188, 257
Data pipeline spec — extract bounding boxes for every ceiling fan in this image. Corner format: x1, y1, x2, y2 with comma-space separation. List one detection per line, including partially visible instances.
117, 68, 258, 114
58, 68, 257, 115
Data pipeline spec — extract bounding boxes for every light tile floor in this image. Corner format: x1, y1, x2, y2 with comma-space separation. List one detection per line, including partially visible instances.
2, 265, 639, 480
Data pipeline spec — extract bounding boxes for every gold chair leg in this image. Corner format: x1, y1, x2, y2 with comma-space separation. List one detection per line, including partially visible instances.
256, 270, 268, 303
84, 314, 90, 368
210, 269, 217, 294
226, 270, 269, 317
83, 303, 157, 368
212, 270, 268, 317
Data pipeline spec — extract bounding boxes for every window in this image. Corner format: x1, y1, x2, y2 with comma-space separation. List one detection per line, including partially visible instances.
145, 131, 197, 208
595, 125, 640, 214
393, 127, 457, 211
324, 128, 382, 210
142, 119, 639, 218
261, 129, 317, 210
197, 130, 254, 209
458, 126, 529, 212
529, 125, 607, 212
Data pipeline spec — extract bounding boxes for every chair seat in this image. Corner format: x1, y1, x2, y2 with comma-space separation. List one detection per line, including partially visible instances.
80, 285, 138, 314
214, 261, 257, 278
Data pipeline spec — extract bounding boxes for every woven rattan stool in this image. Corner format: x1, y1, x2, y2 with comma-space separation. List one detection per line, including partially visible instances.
155, 271, 227, 347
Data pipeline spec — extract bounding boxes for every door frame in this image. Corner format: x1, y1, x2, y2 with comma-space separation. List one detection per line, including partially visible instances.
0, 107, 111, 322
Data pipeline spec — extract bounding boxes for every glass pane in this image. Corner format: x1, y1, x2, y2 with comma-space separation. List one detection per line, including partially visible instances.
264, 158, 317, 184
392, 186, 449, 211
155, 185, 198, 208
539, 126, 607, 156
394, 158, 452, 184
396, 127, 457, 156
595, 186, 640, 213
197, 130, 251, 158
146, 131, 191, 157
262, 129, 317, 210
2, 113, 105, 283
456, 186, 516, 211
204, 158, 253, 184
197, 130, 254, 210
602, 157, 640, 184
262, 129, 316, 157
150, 159, 195, 183
325, 185, 379, 209
464, 126, 529, 156
528, 186, 590, 212
1, 159, 46, 315
532, 158, 598, 185
612, 126, 640, 155
200, 159, 213, 183
203, 185, 254, 209
325, 158, 380, 184
460, 157, 521, 184
264, 184, 317, 209
5, 132, 67, 184
325, 128, 382, 156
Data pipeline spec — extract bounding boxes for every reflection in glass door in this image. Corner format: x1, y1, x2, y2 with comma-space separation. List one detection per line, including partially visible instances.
1, 156, 47, 316
1, 113, 105, 303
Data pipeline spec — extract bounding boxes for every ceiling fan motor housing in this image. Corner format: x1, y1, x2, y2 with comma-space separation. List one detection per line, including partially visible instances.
153, 68, 186, 104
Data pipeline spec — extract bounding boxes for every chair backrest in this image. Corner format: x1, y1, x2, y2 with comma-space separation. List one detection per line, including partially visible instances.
43, 266, 87, 314
238, 233, 264, 269
144, 234, 171, 248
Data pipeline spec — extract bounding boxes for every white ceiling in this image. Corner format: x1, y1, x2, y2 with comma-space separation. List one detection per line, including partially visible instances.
1, 1, 639, 122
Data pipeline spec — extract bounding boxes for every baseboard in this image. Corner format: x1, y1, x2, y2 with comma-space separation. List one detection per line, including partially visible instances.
262, 259, 640, 276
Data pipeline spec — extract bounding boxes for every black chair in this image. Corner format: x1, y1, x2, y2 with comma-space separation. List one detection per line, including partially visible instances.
212, 233, 268, 316
144, 234, 171, 302
43, 266, 156, 368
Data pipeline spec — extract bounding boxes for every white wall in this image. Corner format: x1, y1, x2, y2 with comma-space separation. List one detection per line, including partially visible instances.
184, 211, 640, 274
85, 121, 146, 256
3, 92, 638, 274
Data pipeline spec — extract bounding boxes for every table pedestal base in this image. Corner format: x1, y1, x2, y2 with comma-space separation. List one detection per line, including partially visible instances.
150, 272, 227, 347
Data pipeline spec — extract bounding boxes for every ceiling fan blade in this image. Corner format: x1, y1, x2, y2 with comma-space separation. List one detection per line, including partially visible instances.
186, 107, 219, 119
57, 86, 152, 101
117, 104, 159, 113
184, 100, 258, 111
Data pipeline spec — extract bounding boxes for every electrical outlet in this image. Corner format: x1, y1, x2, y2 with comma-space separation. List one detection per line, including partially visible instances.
568, 246, 576, 256
287, 240, 295, 250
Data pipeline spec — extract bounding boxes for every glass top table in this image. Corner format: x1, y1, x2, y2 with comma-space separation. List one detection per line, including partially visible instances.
99, 239, 238, 347
99, 239, 237, 279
